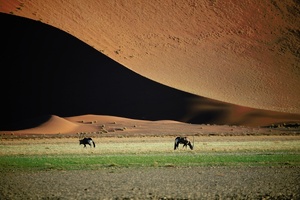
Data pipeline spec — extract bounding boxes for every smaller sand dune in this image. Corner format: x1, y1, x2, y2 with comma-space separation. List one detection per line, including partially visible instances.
1, 114, 189, 136
66, 115, 183, 124
65, 114, 142, 124
2, 114, 300, 136
8, 115, 97, 135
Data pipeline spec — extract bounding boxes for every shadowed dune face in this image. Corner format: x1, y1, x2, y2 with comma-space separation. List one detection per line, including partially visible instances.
1, 13, 300, 130
1, 0, 299, 114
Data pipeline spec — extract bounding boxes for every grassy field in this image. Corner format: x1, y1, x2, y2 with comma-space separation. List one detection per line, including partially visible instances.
0, 136, 299, 170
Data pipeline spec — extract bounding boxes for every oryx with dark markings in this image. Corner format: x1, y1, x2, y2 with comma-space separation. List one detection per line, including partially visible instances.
174, 136, 193, 150
79, 137, 96, 148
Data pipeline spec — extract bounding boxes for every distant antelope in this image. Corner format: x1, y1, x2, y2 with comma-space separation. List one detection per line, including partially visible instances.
79, 137, 96, 148
174, 136, 193, 150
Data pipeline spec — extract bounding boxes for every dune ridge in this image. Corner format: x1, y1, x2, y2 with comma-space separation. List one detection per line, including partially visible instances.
1, 114, 299, 136
1, 13, 299, 131
66, 115, 184, 125
5, 115, 97, 135
1, 0, 299, 114
65, 114, 145, 124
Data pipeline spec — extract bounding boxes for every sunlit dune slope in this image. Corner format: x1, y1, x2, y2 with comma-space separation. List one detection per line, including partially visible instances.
1, 13, 299, 131
1, 0, 299, 114
2, 114, 300, 136
65, 115, 144, 124
9, 115, 98, 134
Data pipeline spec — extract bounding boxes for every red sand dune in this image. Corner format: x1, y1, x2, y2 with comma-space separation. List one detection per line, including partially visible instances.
4, 115, 97, 134
1, 0, 299, 114
0, 115, 151, 135
1, 1, 300, 134
65, 115, 142, 124
1, 113, 299, 135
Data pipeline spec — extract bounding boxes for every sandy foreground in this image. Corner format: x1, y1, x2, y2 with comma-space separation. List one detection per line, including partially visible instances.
1, 166, 299, 199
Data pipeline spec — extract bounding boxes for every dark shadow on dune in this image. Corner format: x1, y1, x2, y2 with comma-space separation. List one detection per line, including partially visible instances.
0, 13, 199, 130
1, 13, 300, 130
4, 115, 52, 131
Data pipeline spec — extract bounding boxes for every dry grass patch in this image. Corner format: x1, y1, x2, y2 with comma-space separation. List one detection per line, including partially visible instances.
1, 136, 300, 156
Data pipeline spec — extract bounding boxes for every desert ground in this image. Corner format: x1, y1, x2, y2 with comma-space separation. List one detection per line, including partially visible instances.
1, 165, 299, 199
1, 115, 300, 199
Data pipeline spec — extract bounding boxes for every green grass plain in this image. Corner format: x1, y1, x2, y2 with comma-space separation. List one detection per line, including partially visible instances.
0, 136, 299, 170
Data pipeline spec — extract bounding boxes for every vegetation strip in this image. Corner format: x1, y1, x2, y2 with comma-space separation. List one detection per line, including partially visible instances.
1, 153, 299, 170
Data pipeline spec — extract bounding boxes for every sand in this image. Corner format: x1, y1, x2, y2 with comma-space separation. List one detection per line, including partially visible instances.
1, 2, 300, 198
1, 114, 299, 137
1, 0, 299, 114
